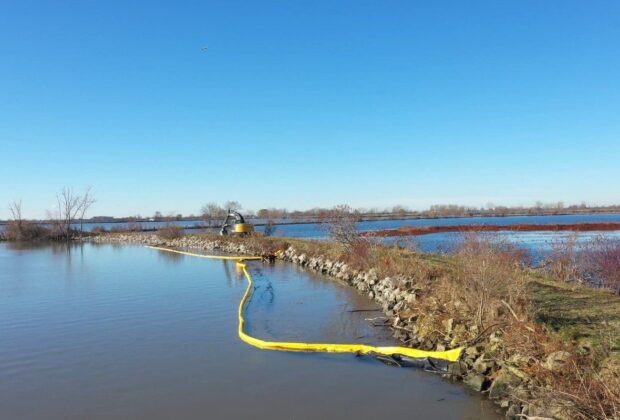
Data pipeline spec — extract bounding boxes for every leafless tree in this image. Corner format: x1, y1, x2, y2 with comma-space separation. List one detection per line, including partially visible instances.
201, 202, 223, 226
391, 204, 409, 217
224, 201, 242, 212
320, 204, 361, 249
8, 200, 24, 232
77, 187, 96, 236
50, 187, 96, 239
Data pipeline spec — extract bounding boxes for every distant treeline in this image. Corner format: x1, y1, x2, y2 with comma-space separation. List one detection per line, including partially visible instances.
253, 202, 620, 221
6, 203, 620, 224
3, 201, 620, 226
85, 202, 620, 224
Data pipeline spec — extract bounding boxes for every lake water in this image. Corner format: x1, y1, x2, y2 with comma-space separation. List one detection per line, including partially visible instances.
46, 212, 620, 236
0, 243, 499, 419
3, 213, 620, 255
255, 214, 620, 255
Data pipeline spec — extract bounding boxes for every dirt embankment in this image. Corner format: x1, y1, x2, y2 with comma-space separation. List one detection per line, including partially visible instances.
361, 222, 620, 237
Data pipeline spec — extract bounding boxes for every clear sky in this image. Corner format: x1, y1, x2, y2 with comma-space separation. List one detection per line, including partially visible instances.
1, 1, 619, 219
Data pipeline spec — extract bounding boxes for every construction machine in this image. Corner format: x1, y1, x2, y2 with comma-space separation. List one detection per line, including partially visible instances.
220, 210, 254, 236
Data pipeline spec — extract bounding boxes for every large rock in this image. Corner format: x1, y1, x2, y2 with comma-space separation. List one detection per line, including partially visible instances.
447, 361, 465, 377
488, 369, 522, 399
543, 351, 572, 371
465, 345, 480, 358
464, 372, 487, 392
528, 403, 570, 419
473, 356, 494, 375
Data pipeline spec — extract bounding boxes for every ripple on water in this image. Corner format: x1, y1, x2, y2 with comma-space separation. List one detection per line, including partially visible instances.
0, 243, 500, 420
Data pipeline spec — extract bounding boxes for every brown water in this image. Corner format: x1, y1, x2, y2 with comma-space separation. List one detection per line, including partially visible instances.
0, 243, 500, 419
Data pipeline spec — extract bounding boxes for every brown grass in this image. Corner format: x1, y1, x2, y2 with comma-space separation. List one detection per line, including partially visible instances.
157, 225, 184, 240
3, 221, 52, 241
546, 235, 620, 294
524, 352, 620, 419
453, 234, 530, 328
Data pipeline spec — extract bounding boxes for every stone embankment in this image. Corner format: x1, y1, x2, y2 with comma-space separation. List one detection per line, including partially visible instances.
91, 233, 560, 419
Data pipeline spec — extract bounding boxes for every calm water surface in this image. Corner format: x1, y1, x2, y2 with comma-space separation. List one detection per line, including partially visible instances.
0, 243, 499, 419
55, 212, 620, 237
4, 213, 618, 255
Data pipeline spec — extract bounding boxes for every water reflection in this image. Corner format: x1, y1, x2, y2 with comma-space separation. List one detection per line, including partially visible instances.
221, 259, 234, 286
0, 242, 500, 419
155, 249, 185, 264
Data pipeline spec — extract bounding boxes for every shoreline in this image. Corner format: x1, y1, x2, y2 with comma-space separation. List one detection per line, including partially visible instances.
87, 232, 620, 419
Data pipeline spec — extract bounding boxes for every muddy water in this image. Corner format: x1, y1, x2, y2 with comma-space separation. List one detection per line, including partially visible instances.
0, 243, 499, 419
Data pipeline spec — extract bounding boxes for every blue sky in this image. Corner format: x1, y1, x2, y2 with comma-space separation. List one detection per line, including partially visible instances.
1, 1, 619, 219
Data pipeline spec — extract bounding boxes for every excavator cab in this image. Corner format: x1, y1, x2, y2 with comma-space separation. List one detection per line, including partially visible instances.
220, 210, 255, 236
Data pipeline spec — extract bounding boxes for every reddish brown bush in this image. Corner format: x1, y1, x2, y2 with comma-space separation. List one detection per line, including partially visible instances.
582, 237, 620, 294
546, 235, 620, 294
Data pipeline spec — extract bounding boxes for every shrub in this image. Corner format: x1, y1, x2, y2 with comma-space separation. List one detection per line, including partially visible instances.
157, 225, 184, 240
91, 226, 108, 234
581, 236, 620, 294
126, 220, 143, 232
546, 234, 582, 283
545, 235, 620, 294
3, 221, 51, 241
454, 234, 529, 327
319, 205, 361, 249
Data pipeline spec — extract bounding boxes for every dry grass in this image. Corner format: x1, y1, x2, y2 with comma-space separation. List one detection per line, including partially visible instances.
546, 235, 620, 294
2, 221, 51, 241
157, 225, 184, 240
452, 234, 530, 328
522, 350, 620, 419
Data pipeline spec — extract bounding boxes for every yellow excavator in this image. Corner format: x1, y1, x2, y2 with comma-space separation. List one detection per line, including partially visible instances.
220, 210, 254, 236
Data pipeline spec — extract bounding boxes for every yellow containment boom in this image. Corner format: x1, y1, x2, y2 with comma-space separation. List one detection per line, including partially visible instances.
146, 246, 463, 363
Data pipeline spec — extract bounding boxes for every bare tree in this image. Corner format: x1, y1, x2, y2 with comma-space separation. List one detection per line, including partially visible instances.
55, 188, 78, 238
50, 187, 96, 240
5, 200, 49, 241
77, 187, 96, 236
8, 200, 24, 232
224, 201, 241, 212
391, 204, 409, 217
201, 202, 223, 226
6, 199, 28, 240
320, 204, 361, 249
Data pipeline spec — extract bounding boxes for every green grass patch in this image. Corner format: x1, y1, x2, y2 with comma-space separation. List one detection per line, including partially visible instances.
528, 274, 620, 358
